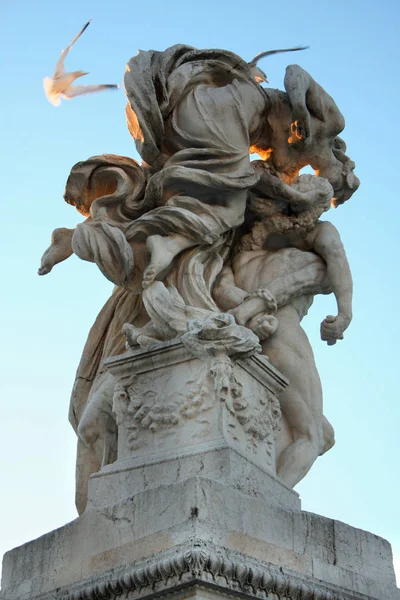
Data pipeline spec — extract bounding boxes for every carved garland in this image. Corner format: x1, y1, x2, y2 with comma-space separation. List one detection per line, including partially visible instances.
61, 547, 349, 600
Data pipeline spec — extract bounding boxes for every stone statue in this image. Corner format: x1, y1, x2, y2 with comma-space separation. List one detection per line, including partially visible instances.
39, 43, 359, 513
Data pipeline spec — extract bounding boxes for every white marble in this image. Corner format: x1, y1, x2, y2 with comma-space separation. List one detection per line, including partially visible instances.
8, 39, 398, 600
37, 43, 361, 496
106, 336, 285, 476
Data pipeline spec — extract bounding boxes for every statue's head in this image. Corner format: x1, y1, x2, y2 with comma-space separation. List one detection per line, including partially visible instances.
318, 137, 360, 208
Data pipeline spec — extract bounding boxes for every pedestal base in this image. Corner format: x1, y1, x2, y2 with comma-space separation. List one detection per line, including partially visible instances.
2, 341, 398, 600
1, 449, 398, 600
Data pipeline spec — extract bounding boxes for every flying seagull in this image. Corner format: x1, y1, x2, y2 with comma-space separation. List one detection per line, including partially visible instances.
248, 46, 309, 83
43, 19, 119, 106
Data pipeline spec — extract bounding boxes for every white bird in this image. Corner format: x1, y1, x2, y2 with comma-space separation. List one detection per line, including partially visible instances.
43, 20, 119, 106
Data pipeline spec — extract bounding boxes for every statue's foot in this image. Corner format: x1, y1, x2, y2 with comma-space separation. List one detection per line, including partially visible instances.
122, 323, 141, 348
38, 262, 53, 276
38, 249, 56, 275
143, 235, 175, 289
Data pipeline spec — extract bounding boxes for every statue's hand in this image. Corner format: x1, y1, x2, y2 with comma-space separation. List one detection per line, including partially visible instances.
229, 298, 260, 326
229, 290, 277, 327
320, 314, 350, 346
290, 105, 311, 142
290, 175, 333, 212
247, 313, 279, 341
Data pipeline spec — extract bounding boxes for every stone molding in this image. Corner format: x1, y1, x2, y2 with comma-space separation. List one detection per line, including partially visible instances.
58, 543, 370, 600
104, 340, 288, 393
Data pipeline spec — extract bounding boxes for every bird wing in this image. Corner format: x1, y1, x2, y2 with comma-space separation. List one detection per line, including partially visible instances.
248, 46, 309, 67
52, 19, 92, 78
62, 83, 119, 98
43, 77, 61, 105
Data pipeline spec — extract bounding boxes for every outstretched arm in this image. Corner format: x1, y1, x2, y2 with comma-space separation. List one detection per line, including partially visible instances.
284, 64, 345, 141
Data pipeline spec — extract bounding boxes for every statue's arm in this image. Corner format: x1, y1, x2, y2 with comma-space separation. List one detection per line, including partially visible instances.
212, 265, 249, 311
306, 221, 353, 344
284, 64, 345, 140
253, 161, 324, 209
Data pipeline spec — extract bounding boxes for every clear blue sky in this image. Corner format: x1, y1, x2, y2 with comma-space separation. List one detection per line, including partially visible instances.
1, 0, 399, 584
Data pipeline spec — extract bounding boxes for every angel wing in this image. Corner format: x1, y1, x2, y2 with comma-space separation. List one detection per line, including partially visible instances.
52, 19, 92, 79
62, 83, 119, 98
248, 46, 309, 67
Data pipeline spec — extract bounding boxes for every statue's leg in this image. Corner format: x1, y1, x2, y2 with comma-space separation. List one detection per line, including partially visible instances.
77, 371, 116, 470
75, 439, 100, 515
263, 305, 326, 487
143, 234, 196, 288
275, 389, 323, 487
321, 415, 335, 454
38, 227, 74, 275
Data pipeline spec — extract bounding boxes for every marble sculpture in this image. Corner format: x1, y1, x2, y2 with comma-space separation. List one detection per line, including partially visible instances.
39, 44, 359, 514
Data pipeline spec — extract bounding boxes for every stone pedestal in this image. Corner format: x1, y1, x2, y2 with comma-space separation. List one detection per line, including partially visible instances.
107, 339, 287, 480
1, 341, 399, 600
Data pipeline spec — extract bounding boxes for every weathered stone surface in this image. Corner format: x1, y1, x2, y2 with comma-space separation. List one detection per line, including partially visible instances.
2, 347, 398, 600
106, 338, 285, 477
88, 447, 300, 512
1, 471, 398, 599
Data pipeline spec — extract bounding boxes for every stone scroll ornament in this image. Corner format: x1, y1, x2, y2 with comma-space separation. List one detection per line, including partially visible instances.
38, 42, 360, 506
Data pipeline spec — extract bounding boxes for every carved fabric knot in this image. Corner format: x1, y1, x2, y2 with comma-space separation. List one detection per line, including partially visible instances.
182, 313, 261, 359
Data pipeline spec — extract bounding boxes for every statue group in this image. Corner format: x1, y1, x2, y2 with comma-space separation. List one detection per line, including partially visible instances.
39, 44, 359, 514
